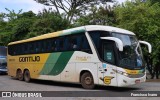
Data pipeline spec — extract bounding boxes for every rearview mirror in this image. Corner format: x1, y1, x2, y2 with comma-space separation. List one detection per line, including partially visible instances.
139, 41, 152, 53
100, 37, 123, 51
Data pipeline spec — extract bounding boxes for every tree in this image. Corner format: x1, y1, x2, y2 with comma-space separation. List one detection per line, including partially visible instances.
0, 13, 7, 33
4, 8, 22, 21
28, 8, 70, 38
75, 5, 115, 26
150, 0, 160, 4
114, 0, 160, 75
34, 0, 114, 23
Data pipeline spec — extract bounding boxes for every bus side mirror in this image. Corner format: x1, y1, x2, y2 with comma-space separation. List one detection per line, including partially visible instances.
139, 41, 152, 53
100, 37, 123, 51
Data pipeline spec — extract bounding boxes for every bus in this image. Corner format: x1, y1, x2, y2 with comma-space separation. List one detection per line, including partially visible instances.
0, 46, 7, 74
7, 25, 152, 89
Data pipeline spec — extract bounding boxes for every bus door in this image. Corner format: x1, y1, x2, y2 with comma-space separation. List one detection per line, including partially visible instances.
98, 41, 118, 86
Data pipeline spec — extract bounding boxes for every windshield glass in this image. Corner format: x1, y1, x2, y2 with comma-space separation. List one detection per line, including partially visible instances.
112, 32, 144, 69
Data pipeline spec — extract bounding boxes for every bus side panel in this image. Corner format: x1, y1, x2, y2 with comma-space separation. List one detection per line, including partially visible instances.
7, 53, 50, 78
38, 51, 74, 81
60, 63, 76, 82
73, 51, 99, 84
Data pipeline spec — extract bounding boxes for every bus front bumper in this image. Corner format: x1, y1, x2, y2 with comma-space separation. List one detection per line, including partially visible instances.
117, 74, 146, 87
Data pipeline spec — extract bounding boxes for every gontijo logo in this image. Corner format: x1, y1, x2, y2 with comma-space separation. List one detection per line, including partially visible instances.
19, 56, 40, 62
100, 76, 114, 85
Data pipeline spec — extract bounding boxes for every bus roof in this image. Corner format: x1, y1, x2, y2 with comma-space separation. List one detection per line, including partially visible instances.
8, 25, 135, 45
85, 25, 135, 35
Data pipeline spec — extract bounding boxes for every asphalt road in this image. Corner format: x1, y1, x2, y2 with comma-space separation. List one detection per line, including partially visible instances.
0, 75, 160, 100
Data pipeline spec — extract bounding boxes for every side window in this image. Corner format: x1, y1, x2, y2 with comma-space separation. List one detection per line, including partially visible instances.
24, 43, 29, 54
103, 41, 115, 64
59, 37, 64, 51
69, 36, 78, 50
88, 31, 111, 58
46, 40, 51, 52
89, 31, 101, 49
64, 33, 92, 53
8, 45, 12, 55
89, 31, 111, 50
29, 42, 34, 54
81, 34, 92, 54
54, 37, 64, 52
51, 40, 56, 52
21, 43, 25, 54
8, 33, 93, 55
16, 44, 20, 55
36, 41, 41, 53
64, 37, 69, 51
41, 40, 45, 52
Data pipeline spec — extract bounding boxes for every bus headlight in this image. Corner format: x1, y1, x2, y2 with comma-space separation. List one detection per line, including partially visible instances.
113, 69, 129, 77
122, 72, 129, 76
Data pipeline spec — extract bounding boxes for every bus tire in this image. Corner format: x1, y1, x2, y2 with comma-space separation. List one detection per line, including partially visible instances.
81, 72, 95, 89
16, 69, 23, 81
24, 70, 31, 82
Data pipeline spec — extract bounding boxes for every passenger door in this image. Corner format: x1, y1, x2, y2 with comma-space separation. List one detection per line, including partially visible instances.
98, 41, 118, 86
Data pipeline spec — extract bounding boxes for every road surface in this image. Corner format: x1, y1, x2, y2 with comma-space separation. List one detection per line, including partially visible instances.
0, 75, 160, 100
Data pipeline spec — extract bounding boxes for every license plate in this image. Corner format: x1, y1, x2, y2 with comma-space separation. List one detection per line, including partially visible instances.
135, 79, 140, 84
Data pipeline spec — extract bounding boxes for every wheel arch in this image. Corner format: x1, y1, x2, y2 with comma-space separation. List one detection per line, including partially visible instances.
23, 68, 31, 77
79, 69, 95, 83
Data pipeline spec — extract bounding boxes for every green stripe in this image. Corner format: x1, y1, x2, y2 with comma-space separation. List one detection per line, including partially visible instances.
61, 29, 85, 36
40, 51, 74, 75
48, 51, 74, 75
40, 53, 61, 75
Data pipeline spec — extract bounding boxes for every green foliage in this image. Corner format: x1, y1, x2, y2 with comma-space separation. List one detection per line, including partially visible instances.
35, 0, 115, 23
0, 8, 70, 45
75, 5, 115, 26
150, 0, 160, 4
4, 8, 22, 21
114, 0, 160, 65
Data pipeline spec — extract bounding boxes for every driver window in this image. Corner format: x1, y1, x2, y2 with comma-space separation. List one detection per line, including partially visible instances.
103, 42, 115, 64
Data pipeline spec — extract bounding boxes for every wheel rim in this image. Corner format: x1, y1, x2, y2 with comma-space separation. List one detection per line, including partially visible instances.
25, 71, 30, 81
85, 76, 92, 85
17, 70, 23, 80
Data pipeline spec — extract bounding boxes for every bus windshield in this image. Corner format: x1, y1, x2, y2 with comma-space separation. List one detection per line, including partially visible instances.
112, 32, 144, 70
88, 31, 145, 70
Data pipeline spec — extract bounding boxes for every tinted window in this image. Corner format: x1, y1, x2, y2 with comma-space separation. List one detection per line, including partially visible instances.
103, 42, 115, 64
8, 33, 92, 55
88, 31, 111, 58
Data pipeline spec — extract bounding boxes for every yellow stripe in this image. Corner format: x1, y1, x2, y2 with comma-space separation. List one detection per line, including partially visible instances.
124, 69, 141, 75
8, 31, 62, 45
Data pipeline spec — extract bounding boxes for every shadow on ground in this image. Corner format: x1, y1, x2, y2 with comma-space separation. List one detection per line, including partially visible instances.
28, 79, 141, 91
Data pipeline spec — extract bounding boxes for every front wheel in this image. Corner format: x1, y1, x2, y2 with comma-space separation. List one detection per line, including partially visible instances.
81, 72, 95, 89
24, 70, 31, 82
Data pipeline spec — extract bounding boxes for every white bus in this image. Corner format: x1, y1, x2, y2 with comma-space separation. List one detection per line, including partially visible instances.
8, 25, 151, 89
